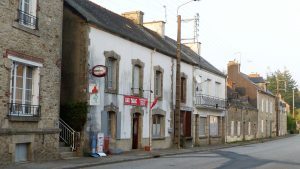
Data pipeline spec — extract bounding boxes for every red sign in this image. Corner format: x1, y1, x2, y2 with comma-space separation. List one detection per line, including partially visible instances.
92, 65, 107, 77
124, 95, 148, 107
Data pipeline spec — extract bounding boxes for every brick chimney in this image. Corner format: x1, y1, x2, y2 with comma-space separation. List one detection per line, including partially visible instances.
227, 60, 240, 82
143, 21, 165, 38
122, 11, 144, 25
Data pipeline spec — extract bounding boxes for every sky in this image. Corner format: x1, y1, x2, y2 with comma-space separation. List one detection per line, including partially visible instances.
90, 0, 300, 87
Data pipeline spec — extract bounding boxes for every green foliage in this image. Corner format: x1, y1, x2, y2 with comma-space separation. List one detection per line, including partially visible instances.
60, 102, 88, 131
266, 69, 300, 107
287, 114, 297, 134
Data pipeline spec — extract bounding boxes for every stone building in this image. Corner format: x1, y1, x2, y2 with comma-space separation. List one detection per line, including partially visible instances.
277, 94, 288, 136
227, 61, 276, 139
226, 79, 258, 142
0, 0, 63, 166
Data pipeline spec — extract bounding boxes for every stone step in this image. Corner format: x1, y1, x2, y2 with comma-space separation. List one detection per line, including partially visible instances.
59, 146, 72, 152
59, 141, 66, 147
60, 151, 77, 159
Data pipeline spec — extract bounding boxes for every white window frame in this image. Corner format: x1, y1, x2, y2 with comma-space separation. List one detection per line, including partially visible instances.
248, 122, 251, 135
199, 117, 206, 137
261, 99, 264, 112
154, 70, 162, 98
152, 115, 164, 138
230, 121, 234, 136
9, 55, 42, 116
19, 0, 37, 29
133, 65, 140, 95
237, 121, 241, 136
261, 120, 264, 133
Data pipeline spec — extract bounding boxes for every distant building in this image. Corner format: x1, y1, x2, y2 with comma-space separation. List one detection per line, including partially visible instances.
227, 61, 276, 138
226, 79, 258, 142
277, 94, 288, 136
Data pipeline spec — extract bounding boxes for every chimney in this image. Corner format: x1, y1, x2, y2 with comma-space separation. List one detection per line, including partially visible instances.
184, 42, 201, 55
227, 60, 240, 81
122, 11, 144, 25
143, 21, 165, 38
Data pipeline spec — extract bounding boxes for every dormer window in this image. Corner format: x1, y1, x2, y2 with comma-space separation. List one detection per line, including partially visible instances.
18, 0, 38, 29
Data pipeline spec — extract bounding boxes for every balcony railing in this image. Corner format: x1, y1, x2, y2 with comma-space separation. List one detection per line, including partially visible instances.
17, 9, 38, 29
194, 94, 227, 110
8, 103, 41, 117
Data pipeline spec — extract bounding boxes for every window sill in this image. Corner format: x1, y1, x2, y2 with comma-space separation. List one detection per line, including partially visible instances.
152, 137, 165, 141
199, 136, 207, 139
182, 136, 193, 140
210, 136, 221, 138
7, 115, 40, 122
12, 21, 40, 37
105, 89, 118, 94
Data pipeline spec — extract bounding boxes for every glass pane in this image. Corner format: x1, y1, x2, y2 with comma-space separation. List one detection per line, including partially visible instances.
26, 79, 32, 90
26, 67, 33, 78
16, 65, 24, 76
16, 89, 23, 101
133, 66, 140, 94
25, 89, 32, 103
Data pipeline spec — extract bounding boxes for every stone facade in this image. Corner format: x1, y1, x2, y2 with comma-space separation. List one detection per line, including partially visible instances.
227, 61, 276, 139
0, 0, 63, 166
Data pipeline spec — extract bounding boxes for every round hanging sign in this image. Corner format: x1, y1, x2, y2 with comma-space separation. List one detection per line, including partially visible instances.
91, 65, 107, 77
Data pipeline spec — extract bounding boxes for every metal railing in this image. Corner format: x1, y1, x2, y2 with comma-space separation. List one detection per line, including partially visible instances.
8, 103, 41, 117
59, 118, 79, 151
194, 94, 227, 110
17, 9, 38, 29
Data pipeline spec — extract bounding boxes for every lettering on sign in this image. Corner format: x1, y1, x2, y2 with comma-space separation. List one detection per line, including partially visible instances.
124, 95, 148, 107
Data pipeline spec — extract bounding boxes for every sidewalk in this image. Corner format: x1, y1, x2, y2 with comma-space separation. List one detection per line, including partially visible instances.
4, 135, 293, 169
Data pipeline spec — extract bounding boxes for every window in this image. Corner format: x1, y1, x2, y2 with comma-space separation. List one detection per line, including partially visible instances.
18, 0, 38, 29
248, 122, 251, 135
9, 61, 40, 116
215, 82, 221, 98
107, 111, 116, 139
209, 116, 218, 136
261, 120, 264, 133
133, 65, 141, 94
199, 117, 206, 137
270, 102, 273, 113
104, 51, 120, 93
266, 100, 269, 113
181, 76, 187, 103
195, 75, 202, 95
261, 99, 264, 112
131, 59, 144, 96
237, 121, 241, 136
230, 121, 234, 136
154, 70, 163, 98
205, 79, 211, 95
152, 115, 164, 138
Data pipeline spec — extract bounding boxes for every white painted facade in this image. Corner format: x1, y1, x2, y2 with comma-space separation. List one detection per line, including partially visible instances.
86, 26, 196, 150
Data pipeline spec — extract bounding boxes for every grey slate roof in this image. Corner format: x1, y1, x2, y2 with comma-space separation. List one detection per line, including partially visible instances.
64, 0, 225, 77
248, 76, 265, 83
241, 73, 275, 97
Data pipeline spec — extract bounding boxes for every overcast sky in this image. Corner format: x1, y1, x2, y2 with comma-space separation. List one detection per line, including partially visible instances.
91, 0, 300, 87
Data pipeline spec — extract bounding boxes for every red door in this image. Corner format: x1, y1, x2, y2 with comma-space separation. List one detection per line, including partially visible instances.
132, 113, 139, 149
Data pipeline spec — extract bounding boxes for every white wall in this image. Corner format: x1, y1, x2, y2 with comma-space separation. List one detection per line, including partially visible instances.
88, 27, 179, 139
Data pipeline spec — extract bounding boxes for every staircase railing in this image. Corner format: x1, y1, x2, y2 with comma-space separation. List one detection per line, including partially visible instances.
59, 118, 79, 151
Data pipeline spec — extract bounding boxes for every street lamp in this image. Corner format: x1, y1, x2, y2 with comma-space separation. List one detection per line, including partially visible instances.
175, 0, 200, 149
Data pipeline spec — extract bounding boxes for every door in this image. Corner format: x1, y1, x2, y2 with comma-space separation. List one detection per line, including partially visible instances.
132, 113, 139, 149
15, 143, 28, 162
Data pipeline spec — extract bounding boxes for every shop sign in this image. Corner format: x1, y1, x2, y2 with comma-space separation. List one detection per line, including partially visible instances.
91, 65, 107, 77
124, 95, 148, 107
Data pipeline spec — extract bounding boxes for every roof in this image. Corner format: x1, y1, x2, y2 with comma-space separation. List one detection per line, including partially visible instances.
248, 76, 265, 83
64, 0, 225, 77
241, 73, 275, 97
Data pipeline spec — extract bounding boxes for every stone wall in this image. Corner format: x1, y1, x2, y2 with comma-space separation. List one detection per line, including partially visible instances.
0, 0, 63, 165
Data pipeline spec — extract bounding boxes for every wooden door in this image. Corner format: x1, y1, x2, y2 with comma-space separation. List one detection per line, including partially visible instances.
132, 113, 139, 149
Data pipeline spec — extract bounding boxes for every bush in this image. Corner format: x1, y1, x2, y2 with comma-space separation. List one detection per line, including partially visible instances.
60, 102, 88, 131
287, 114, 297, 134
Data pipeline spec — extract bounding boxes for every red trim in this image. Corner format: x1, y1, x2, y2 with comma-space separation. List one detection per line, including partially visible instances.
5, 49, 44, 63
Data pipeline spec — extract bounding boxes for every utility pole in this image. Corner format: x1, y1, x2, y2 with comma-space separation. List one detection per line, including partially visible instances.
174, 0, 200, 149
293, 88, 295, 118
174, 14, 181, 149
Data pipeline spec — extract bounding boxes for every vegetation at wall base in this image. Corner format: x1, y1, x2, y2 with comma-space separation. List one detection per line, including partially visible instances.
60, 102, 88, 131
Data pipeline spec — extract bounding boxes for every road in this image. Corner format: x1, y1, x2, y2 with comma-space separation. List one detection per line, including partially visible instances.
83, 135, 300, 169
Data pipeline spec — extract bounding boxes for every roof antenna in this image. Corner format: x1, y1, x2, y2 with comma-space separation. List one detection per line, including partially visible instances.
163, 5, 167, 23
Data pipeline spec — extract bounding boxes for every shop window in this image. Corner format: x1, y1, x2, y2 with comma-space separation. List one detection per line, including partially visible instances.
152, 115, 164, 138
199, 117, 206, 137
209, 116, 218, 136
107, 111, 116, 139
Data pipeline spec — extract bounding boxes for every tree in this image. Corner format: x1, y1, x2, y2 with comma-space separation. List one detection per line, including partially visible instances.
266, 69, 300, 108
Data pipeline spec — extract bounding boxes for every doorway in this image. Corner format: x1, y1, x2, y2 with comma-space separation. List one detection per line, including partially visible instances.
132, 113, 140, 149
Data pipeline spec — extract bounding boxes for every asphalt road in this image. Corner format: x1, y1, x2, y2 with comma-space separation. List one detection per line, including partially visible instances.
83, 135, 300, 169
